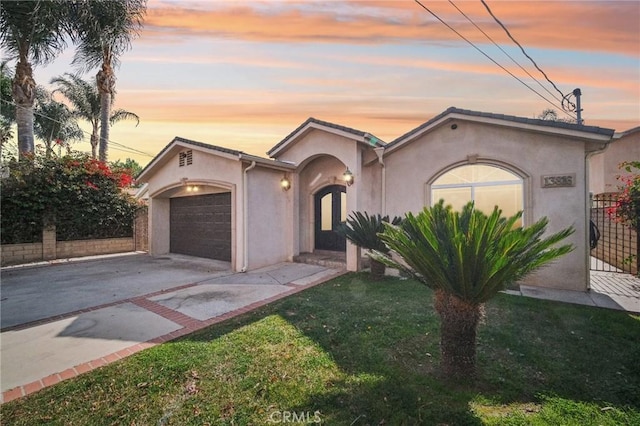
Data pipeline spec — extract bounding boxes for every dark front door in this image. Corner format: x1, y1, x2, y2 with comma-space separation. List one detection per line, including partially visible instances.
314, 185, 347, 251
170, 192, 232, 261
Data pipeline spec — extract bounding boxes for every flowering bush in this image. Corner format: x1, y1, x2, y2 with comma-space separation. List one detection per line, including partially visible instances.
1, 153, 140, 243
607, 161, 640, 232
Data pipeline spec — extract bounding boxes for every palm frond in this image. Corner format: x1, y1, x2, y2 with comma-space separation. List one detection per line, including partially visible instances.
110, 109, 139, 126
373, 200, 574, 304
70, 0, 147, 72
33, 87, 83, 145
337, 212, 402, 253
50, 73, 101, 122
0, 1, 70, 65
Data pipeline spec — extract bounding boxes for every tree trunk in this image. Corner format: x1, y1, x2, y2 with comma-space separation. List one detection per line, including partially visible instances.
90, 127, 99, 159
370, 258, 386, 280
12, 59, 36, 158
434, 289, 481, 378
97, 62, 114, 163
45, 140, 54, 158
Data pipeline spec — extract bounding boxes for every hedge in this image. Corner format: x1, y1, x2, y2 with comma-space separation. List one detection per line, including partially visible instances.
1, 153, 140, 244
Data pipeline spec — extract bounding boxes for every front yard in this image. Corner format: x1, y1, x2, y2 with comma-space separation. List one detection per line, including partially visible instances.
2, 273, 639, 425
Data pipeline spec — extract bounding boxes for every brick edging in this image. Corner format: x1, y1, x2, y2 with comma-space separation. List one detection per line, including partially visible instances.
0, 282, 199, 333
0, 269, 347, 404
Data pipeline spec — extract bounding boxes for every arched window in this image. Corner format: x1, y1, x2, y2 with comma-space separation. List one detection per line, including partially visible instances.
431, 164, 523, 221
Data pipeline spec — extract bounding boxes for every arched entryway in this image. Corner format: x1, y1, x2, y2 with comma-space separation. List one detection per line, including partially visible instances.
314, 185, 347, 251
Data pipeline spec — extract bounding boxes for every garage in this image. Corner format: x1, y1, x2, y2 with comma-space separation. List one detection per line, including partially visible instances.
170, 193, 232, 261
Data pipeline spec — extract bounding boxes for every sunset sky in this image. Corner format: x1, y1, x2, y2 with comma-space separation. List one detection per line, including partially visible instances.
11, 0, 640, 166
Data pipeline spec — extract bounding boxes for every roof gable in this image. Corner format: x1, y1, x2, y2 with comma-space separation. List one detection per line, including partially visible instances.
386, 107, 615, 154
137, 137, 295, 182
615, 126, 640, 138
267, 117, 384, 158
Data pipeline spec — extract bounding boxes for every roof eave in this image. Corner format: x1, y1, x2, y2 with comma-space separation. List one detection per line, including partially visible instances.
613, 125, 640, 139
239, 153, 297, 171
137, 137, 293, 182
386, 112, 614, 155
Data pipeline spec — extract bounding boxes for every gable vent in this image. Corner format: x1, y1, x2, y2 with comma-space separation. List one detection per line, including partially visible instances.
179, 150, 193, 167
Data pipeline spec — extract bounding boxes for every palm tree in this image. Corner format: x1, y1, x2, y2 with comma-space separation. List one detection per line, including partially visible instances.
70, 0, 146, 162
51, 73, 139, 159
33, 87, 83, 158
0, 0, 70, 158
338, 212, 402, 280
0, 62, 15, 154
373, 201, 574, 378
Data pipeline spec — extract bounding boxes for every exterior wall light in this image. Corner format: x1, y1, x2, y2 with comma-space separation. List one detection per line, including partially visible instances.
186, 185, 199, 192
280, 176, 291, 191
343, 168, 354, 186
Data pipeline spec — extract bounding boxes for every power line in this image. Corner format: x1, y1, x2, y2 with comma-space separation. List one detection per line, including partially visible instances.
448, 0, 563, 104
479, 0, 572, 110
413, 0, 576, 119
0, 98, 154, 158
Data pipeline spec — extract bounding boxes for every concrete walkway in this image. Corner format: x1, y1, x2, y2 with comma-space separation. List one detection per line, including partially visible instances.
505, 270, 640, 313
0, 255, 345, 403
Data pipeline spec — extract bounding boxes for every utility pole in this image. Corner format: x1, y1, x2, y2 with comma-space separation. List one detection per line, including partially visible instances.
573, 88, 583, 125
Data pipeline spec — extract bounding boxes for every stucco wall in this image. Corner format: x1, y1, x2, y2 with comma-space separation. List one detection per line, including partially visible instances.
145, 148, 242, 197
384, 120, 591, 291
246, 167, 292, 269
149, 198, 170, 255
360, 160, 383, 215
276, 129, 360, 173
589, 130, 640, 195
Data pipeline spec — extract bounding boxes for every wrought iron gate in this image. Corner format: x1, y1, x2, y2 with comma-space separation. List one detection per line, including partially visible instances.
590, 193, 638, 275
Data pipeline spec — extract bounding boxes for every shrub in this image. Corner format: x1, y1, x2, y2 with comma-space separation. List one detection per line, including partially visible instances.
337, 212, 402, 280
1, 153, 140, 244
607, 161, 640, 232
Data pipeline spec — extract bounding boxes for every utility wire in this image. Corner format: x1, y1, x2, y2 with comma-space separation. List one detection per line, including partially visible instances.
413, 0, 576, 119
479, 0, 571, 109
0, 98, 154, 158
448, 0, 563, 104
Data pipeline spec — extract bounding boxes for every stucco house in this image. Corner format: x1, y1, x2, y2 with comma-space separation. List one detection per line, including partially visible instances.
137, 107, 615, 291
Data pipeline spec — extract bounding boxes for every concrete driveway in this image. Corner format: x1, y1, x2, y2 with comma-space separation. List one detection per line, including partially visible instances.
1, 253, 233, 329
0, 253, 344, 402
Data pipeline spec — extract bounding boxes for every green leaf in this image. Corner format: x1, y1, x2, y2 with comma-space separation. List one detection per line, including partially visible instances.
373, 200, 574, 304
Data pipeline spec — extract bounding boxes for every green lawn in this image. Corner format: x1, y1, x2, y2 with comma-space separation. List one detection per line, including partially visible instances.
2, 273, 639, 425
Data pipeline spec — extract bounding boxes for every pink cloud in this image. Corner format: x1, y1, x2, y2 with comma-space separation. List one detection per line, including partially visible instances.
141, 1, 639, 56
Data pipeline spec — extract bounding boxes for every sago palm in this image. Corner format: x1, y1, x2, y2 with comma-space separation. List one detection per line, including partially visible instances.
373, 200, 574, 378
338, 212, 402, 280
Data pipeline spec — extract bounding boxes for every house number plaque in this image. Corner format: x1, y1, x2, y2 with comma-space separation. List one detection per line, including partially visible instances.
541, 174, 575, 188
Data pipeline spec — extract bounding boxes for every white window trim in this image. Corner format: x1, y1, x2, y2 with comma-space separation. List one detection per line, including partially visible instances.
429, 164, 525, 222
